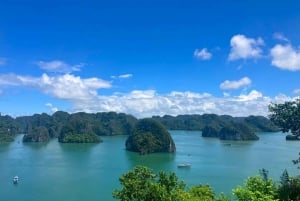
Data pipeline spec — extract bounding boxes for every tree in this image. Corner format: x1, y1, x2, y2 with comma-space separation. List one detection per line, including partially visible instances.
269, 99, 300, 140
113, 166, 185, 201
232, 175, 278, 201
277, 169, 300, 201
187, 185, 216, 201
113, 166, 230, 201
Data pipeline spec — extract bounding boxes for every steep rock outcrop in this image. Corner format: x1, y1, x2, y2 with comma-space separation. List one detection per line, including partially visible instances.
126, 118, 176, 154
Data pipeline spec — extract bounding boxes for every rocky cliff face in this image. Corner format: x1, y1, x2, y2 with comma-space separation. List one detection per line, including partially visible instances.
201, 126, 219, 138
23, 126, 50, 142
202, 123, 259, 141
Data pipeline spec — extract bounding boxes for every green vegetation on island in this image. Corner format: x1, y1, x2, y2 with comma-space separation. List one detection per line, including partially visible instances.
23, 126, 50, 142
153, 114, 278, 132
0, 114, 18, 142
0, 110, 279, 143
203, 122, 259, 141
125, 118, 176, 154
15, 111, 137, 143
269, 98, 300, 140
153, 114, 278, 141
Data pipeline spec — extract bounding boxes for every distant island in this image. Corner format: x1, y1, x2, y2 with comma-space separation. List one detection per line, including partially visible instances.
13, 111, 137, 143
0, 111, 279, 143
0, 115, 18, 142
153, 114, 279, 141
202, 124, 259, 141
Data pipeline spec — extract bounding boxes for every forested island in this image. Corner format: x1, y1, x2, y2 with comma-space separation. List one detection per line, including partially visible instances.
0, 111, 279, 144
154, 114, 278, 140
125, 118, 176, 154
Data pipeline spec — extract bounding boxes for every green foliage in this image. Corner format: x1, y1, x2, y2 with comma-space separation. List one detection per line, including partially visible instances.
0, 115, 18, 142
278, 169, 290, 201
202, 122, 259, 141
269, 99, 300, 139
277, 170, 300, 201
187, 185, 216, 201
113, 166, 232, 201
23, 126, 50, 142
125, 118, 176, 154
0, 134, 14, 142
113, 166, 300, 201
219, 122, 259, 141
60, 133, 102, 143
15, 111, 137, 143
202, 126, 219, 138
232, 175, 278, 201
259, 168, 269, 182
113, 166, 185, 201
244, 115, 279, 132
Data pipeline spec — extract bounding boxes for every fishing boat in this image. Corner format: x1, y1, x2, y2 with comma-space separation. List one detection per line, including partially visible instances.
13, 176, 19, 184
177, 163, 191, 168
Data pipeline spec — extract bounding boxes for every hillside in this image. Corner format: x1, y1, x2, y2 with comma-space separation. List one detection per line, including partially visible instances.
152, 114, 279, 132
0, 112, 278, 143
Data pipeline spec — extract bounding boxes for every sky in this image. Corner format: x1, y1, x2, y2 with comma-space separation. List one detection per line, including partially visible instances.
0, 0, 300, 118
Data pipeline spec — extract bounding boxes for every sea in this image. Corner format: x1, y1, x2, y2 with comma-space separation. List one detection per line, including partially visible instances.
0, 131, 299, 201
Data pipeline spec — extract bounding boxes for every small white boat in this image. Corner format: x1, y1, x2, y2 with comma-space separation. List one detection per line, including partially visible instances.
13, 176, 19, 184
177, 163, 191, 168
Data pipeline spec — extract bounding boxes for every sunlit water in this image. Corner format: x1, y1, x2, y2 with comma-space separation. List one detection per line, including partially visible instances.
0, 131, 299, 201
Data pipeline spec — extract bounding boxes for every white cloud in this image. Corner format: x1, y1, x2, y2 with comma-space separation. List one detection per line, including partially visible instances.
0, 73, 112, 100
194, 48, 212, 60
0, 73, 296, 118
273, 33, 289, 42
220, 77, 251, 90
270, 44, 300, 71
119, 74, 132, 79
228, 34, 264, 61
111, 74, 133, 79
237, 90, 262, 101
45, 103, 58, 113
36, 60, 83, 73
0, 58, 6, 66
70, 89, 283, 118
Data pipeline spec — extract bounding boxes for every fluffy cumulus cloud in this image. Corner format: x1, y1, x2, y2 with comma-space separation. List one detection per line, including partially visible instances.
0, 73, 294, 118
194, 48, 212, 60
220, 77, 251, 90
70, 89, 278, 118
0, 73, 112, 100
228, 34, 264, 61
36, 60, 83, 73
270, 44, 300, 71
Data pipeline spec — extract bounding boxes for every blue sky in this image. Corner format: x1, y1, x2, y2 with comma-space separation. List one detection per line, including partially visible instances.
0, 0, 300, 118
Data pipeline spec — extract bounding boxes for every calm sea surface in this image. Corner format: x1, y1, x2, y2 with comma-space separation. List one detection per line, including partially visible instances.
0, 131, 299, 201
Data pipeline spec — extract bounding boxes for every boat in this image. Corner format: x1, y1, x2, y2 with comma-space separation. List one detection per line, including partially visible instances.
177, 163, 191, 168
13, 176, 19, 184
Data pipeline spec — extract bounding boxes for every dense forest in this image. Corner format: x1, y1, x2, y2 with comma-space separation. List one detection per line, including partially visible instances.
0, 111, 279, 143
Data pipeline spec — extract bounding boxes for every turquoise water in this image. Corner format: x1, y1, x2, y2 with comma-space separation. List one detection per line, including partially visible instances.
0, 131, 299, 201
